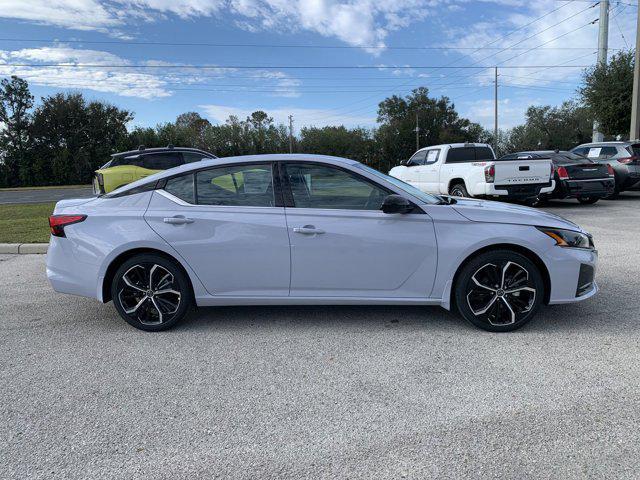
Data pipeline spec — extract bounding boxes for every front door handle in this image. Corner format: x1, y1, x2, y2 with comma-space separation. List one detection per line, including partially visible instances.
163, 216, 194, 225
293, 225, 325, 235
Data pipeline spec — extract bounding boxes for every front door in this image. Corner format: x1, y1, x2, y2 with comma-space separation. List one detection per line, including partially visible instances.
144, 162, 290, 297
281, 162, 437, 298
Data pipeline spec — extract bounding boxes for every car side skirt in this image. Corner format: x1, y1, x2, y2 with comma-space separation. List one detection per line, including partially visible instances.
194, 295, 443, 307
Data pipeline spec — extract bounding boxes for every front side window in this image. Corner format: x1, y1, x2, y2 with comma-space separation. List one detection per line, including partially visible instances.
408, 150, 427, 165
196, 164, 274, 207
284, 163, 388, 210
425, 149, 440, 164
183, 152, 207, 164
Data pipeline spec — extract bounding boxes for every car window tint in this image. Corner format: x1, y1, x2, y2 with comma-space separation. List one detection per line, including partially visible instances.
572, 147, 588, 156
164, 174, 195, 203
629, 144, 640, 157
284, 163, 388, 210
446, 147, 476, 163
475, 147, 494, 160
409, 150, 427, 165
183, 152, 207, 163
196, 164, 274, 207
143, 153, 183, 170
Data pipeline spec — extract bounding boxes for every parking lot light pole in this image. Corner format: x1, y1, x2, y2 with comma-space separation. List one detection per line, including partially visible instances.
630, 1, 640, 141
593, 0, 609, 142
494, 66, 498, 152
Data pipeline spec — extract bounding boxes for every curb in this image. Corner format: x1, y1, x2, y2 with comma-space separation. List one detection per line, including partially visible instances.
0, 243, 48, 254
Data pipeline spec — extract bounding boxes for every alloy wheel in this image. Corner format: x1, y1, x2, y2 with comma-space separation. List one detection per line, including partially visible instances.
465, 261, 536, 326
117, 264, 181, 325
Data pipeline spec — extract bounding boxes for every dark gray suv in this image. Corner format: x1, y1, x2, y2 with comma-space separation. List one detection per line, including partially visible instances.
571, 142, 640, 196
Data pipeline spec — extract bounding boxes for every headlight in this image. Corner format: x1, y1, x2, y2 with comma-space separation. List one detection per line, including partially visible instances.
537, 227, 594, 249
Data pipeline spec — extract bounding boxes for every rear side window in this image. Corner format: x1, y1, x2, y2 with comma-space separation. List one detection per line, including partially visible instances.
446, 147, 476, 163
587, 146, 618, 159
183, 152, 207, 163
143, 153, 183, 170
164, 174, 195, 203
196, 164, 274, 207
475, 147, 495, 160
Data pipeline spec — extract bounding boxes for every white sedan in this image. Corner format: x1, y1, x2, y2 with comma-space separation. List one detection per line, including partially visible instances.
46, 154, 598, 332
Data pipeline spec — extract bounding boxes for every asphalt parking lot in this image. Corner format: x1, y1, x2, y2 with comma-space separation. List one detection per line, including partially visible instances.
2, 194, 640, 479
0, 186, 93, 205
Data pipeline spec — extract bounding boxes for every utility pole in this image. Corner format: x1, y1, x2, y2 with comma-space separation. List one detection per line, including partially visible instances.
288, 115, 294, 153
494, 66, 498, 152
593, 0, 609, 142
414, 112, 420, 151
630, 0, 640, 140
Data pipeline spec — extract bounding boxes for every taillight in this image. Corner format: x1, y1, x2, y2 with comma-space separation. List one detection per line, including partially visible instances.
607, 164, 615, 176
49, 214, 87, 237
484, 164, 495, 183
556, 166, 569, 180
617, 157, 634, 164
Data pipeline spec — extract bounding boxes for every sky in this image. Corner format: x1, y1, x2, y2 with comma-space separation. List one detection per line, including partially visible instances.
0, 0, 637, 134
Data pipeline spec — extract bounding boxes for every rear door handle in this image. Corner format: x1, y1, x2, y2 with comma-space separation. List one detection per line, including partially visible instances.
163, 216, 194, 225
293, 225, 325, 235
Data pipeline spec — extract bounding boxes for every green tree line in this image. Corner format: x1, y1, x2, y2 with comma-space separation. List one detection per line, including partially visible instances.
0, 51, 633, 187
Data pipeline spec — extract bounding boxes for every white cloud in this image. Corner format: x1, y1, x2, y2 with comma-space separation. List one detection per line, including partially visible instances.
0, 0, 119, 30
199, 104, 376, 129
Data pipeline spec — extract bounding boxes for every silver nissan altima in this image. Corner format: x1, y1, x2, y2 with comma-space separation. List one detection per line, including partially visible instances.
46, 154, 598, 332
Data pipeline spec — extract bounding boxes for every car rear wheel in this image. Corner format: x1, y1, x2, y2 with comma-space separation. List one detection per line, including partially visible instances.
449, 183, 469, 197
454, 250, 545, 332
577, 196, 599, 204
111, 254, 192, 331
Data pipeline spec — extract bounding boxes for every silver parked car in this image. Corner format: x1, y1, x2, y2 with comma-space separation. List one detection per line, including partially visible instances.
571, 141, 640, 196
46, 154, 598, 333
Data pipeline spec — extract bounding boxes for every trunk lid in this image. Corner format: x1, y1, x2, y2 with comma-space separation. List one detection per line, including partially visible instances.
563, 162, 609, 180
492, 159, 551, 185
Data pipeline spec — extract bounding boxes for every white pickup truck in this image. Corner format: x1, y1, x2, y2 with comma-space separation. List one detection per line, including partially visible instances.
389, 143, 555, 201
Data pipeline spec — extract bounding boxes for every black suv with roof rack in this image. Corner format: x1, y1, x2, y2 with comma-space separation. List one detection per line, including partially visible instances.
94, 145, 216, 194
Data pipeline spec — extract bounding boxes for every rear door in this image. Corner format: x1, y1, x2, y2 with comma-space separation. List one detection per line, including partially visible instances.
144, 162, 291, 296
281, 161, 437, 298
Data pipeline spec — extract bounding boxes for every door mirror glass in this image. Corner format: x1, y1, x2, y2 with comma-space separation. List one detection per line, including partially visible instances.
381, 194, 413, 214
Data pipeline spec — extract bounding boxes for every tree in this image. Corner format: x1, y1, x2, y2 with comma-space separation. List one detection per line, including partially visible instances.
30, 92, 131, 185
375, 87, 485, 171
580, 50, 634, 138
503, 101, 591, 153
299, 126, 375, 165
0, 76, 34, 186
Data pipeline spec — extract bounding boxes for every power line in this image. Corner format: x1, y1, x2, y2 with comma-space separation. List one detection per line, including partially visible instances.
0, 37, 613, 51
0, 63, 594, 70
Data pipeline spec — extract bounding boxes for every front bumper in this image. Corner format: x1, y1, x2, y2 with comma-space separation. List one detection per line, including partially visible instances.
546, 246, 598, 305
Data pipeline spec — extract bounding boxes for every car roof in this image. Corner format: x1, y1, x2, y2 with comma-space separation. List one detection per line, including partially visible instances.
574, 142, 633, 147
414, 143, 492, 153
112, 147, 216, 158
107, 154, 360, 196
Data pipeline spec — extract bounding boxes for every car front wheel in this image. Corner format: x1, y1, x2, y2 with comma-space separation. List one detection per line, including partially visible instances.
454, 250, 545, 332
111, 254, 192, 331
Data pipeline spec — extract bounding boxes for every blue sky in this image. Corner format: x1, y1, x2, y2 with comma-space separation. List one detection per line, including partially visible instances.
0, 0, 636, 133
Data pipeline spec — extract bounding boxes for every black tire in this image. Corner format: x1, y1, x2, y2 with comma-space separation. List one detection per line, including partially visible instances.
111, 253, 192, 331
525, 197, 543, 207
449, 182, 469, 197
454, 250, 545, 332
577, 196, 599, 205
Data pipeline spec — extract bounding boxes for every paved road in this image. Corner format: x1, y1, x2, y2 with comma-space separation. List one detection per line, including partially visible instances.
2, 194, 640, 479
0, 186, 93, 205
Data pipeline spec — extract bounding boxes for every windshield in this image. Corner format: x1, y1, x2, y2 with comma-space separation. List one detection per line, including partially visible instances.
356, 164, 441, 204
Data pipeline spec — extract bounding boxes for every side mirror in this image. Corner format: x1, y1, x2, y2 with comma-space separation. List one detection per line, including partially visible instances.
381, 195, 413, 214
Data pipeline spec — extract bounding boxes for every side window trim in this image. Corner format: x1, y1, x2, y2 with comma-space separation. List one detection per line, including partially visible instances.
279, 161, 394, 211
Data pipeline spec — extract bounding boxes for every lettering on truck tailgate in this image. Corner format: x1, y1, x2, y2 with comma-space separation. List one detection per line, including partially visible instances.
493, 159, 551, 185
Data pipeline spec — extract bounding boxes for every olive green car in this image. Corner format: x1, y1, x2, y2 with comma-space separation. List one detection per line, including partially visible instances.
94, 146, 216, 194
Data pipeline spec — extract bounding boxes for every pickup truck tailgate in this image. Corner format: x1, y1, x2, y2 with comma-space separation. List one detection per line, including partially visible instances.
493, 159, 551, 185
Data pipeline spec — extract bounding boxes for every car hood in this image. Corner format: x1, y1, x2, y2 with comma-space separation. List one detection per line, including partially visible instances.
450, 198, 582, 231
